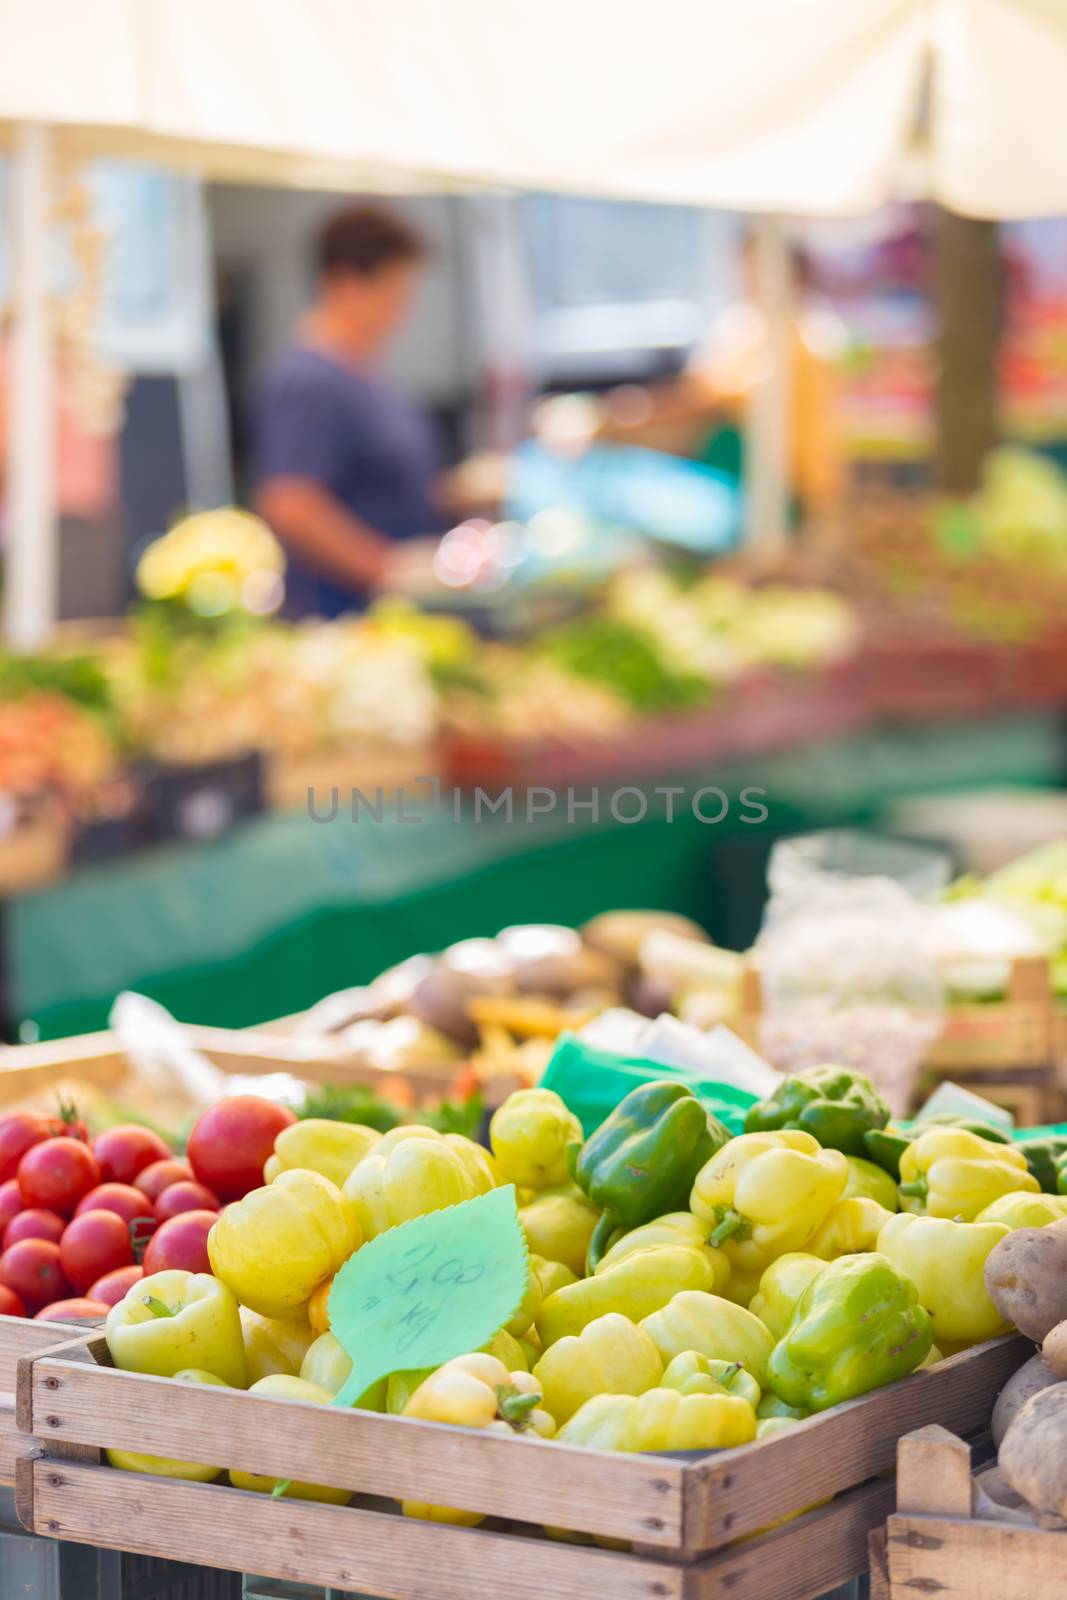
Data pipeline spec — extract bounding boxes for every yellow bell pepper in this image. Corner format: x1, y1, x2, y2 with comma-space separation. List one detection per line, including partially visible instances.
445, 1134, 501, 1195
690, 1132, 847, 1299
898, 1128, 1038, 1221
595, 1212, 731, 1291
842, 1156, 899, 1211
504, 1265, 542, 1337
270, 1120, 381, 1188
342, 1136, 474, 1241
807, 1197, 895, 1261
489, 1088, 583, 1190
877, 1212, 1011, 1344
105, 1270, 247, 1388
262, 1155, 282, 1183
295, 1330, 386, 1409
517, 1333, 541, 1368
532, 1311, 663, 1424
209, 1169, 360, 1319
558, 1386, 756, 1452
401, 1354, 551, 1518
529, 1253, 578, 1300
229, 1376, 352, 1504
660, 1351, 761, 1410
386, 1328, 530, 1416
536, 1245, 716, 1346
641, 1290, 774, 1386
240, 1308, 314, 1384
748, 1254, 825, 1341
307, 1278, 332, 1336
519, 1185, 600, 1277
975, 1192, 1067, 1230
106, 1369, 230, 1481
378, 1124, 444, 1148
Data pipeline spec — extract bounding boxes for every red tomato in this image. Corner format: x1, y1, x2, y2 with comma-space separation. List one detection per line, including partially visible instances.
142, 1211, 216, 1275
75, 1184, 156, 1227
91, 1126, 171, 1186
59, 1211, 135, 1294
187, 1097, 296, 1203
34, 1298, 110, 1323
0, 1114, 50, 1184
134, 1159, 193, 1203
1, 1239, 70, 1313
0, 1285, 24, 1318
86, 1264, 142, 1307
154, 1181, 219, 1222
0, 1179, 22, 1236
43, 1100, 89, 1144
4, 1209, 65, 1250
18, 1139, 100, 1217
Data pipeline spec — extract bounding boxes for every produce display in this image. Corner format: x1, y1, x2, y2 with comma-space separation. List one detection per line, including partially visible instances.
6, 1045, 1038, 1538
832, 453, 1067, 646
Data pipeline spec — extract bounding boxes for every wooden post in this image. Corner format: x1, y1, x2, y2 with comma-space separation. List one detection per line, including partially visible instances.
4, 123, 56, 649
935, 209, 1001, 495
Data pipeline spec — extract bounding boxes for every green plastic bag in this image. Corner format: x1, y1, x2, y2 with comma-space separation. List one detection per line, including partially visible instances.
539, 1031, 757, 1139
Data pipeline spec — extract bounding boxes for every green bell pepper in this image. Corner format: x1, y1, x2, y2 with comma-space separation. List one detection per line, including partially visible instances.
745, 1065, 889, 1157
862, 1128, 911, 1181
766, 1252, 933, 1412
1056, 1150, 1067, 1197
1017, 1136, 1067, 1195
570, 1081, 729, 1271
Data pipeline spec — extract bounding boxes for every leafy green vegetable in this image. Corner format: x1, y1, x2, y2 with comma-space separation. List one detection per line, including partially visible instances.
537, 618, 707, 714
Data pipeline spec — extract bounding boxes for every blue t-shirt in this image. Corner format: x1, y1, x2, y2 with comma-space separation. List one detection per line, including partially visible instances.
252, 344, 441, 618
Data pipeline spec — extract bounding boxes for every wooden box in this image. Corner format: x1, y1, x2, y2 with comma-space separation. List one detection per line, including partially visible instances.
878, 1424, 1067, 1600
15, 1333, 1028, 1600
0, 1318, 90, 1485
737, 958, 1061, 1122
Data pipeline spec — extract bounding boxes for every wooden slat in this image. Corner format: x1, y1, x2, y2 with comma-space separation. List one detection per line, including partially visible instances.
0, 1316, 90, 1393
886, 1514, 1067, 1600
896, 1426, 974, 1516
690, 1478, 896, 1600
682, 1335, 1027, 1550
24, 1459, 684, 1600
22, 1357, 685, 1547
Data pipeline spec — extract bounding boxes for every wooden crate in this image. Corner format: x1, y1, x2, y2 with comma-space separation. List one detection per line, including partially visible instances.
881, 1424, 1067, 1600
0, 1021, 465, 1111
0, 1319, 90, 1486
15, 1333, 1028, 1600
737, 958, 1061, 1120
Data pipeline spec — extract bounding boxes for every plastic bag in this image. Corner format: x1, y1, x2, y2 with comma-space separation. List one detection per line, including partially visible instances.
756, 833, 946, 1116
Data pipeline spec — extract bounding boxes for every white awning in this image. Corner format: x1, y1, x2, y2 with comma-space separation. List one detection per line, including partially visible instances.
2, 0, 1064, 218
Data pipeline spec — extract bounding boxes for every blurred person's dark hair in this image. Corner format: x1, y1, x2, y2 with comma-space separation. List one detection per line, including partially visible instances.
316, 204, 427, 281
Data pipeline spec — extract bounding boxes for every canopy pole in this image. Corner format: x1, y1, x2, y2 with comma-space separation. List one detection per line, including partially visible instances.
744, 216, 791, 564
4, 123, 56, 650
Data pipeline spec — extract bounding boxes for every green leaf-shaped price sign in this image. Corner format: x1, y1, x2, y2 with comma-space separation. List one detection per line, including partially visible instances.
327, 1184, 530, 1409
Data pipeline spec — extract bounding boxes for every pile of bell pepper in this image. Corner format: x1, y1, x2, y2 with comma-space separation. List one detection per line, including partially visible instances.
94, 1060, 1063, 1532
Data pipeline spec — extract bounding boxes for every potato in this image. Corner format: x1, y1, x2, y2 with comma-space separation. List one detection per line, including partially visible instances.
992, 1353, 1062, 1446
999, 1384, 1067, 1517
580, 911, 708, 968
984, 1221, 1067, 1341
409, 940, 515, 1044
1042, 1319, 1067, 1380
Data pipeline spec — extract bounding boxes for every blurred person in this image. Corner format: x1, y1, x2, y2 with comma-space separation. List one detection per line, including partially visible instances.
253, 204, 444, 618
537, 237, 846, 525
